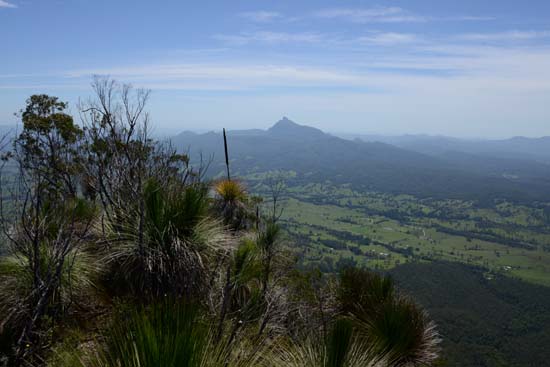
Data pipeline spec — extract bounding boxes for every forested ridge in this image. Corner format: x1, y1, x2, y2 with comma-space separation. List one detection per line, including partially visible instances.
391, 262, 550, 367
173, 118, 550, 204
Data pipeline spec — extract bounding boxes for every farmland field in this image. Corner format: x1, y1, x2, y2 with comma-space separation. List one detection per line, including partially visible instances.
247, 172, 550, 286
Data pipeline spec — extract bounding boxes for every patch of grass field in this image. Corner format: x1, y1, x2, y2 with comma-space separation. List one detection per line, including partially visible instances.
247, 173, 550, 286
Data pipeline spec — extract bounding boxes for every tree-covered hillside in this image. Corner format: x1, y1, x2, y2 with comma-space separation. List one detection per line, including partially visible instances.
173, 118, 550, 203
390, 262, 550, 367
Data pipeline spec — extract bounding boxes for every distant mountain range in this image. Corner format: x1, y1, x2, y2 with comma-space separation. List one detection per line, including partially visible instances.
171, 117, 550, 203
338, 132, 550, 161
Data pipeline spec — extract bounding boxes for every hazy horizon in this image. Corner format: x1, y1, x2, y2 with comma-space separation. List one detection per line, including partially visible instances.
3, 116, 550, 141
2, 0, 550, 138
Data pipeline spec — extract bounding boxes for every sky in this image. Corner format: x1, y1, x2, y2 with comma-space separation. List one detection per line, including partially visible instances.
1, 0, 550, 138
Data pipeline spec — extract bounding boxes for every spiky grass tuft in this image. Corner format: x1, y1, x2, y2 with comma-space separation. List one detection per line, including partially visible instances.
215, 180, 246, 203
338, 267, 441, 366
101, 178, 231, 299
0, 244, 103, 359
48, 300, 267, 367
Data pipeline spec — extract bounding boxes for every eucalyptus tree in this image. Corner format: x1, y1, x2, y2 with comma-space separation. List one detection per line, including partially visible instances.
0, 95, 97, 366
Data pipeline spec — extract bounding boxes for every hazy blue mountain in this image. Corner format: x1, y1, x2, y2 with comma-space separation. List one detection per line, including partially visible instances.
0, 124, 18, 136
267, 117, 325, 140
172, 118, 550, 203
342, 133, 550, 161
229, 128, 267, 137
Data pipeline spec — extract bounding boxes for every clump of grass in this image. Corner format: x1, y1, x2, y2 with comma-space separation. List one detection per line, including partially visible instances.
49, 300, 266, 367
102, 178, 229, 300
48, 301, 208, 367
265, 319, 377, 367
214, 179, 251, 230
215, 180, 247, 203
103, 301, 208, 367
338, 267, 440, 366
0, 243, 102, 360
326, 319, 353, 367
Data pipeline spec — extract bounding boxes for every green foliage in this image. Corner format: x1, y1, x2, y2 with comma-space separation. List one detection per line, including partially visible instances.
143, 178, 209, 246
49, 300, 266, 367
213, 179, 252, 230
325, 319, 353, 367
337, 267, 439, 366
103, 178, 227, 299
338, 267, 394, 316
230, 240, 265, 322
102, 301, 208, 367
41, 197, 98, 239
257, 221, 280, 254
233, 239, 262, 286
16, 94, 84, 196
266, 321, 374, 367
0, 244, 101, 358
0, 197, 99, 338
51, 301, 208, 367
367, 299, 438, 366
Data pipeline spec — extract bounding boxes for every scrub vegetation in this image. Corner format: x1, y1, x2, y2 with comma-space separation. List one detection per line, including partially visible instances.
0, 78, 440, 367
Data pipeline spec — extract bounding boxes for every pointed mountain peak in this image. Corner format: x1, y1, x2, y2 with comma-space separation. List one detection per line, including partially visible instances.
270, 116, 298, 129
268, 117, 325, 138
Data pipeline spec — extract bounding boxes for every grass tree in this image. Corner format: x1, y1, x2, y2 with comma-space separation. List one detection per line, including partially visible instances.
214, 179, 250, 230
102, 177, 229, 300
48, 300, 266, 367
337, 267, 440, 366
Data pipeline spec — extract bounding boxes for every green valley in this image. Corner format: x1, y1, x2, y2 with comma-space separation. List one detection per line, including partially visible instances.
249, 175, 550, 286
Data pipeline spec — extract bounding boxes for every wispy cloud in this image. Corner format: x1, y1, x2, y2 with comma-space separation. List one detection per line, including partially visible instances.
0, 0, 16, 8
213, 31, 325, 45
314, 7, 426, 23
214, 30, 424, 47
313, 7, 493, 24
239, 11, 282, 23
4, 40, 550, 139
458, 30, 550, 42
30, 42, 548, 92
450, 16, 495, 21
61, 64, 362, 92
358, 32, 419, 46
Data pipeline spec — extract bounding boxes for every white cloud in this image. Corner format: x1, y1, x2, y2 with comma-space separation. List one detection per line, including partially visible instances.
458, 30, 550, 42
65, 64, 360, 88
6, 42, 550, 137
6, 34, 550, 136
314, 7, 427, 23
239, 11, 282, 23
450, 16, 495, 21
214, 30, 423, 47
313, 7, 493, 24
0, 0, 16, 8
53, 43, 550, 96
358, 33, 419, 46
213, 31, 325, 45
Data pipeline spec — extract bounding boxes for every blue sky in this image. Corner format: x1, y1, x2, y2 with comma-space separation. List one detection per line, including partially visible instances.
1, 0, 550, 137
